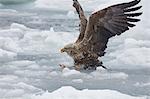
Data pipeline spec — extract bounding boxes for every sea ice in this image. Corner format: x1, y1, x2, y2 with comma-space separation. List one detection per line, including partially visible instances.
31, 86, 146, 99
62, 68, 82, 77
0, 0, 149, 98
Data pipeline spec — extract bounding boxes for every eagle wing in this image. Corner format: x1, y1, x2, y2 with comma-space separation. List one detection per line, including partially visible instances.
73, 0, 88, 43
77, 0, 142, 57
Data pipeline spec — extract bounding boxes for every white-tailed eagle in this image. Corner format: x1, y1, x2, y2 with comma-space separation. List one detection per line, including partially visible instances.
60, 0, 142, 70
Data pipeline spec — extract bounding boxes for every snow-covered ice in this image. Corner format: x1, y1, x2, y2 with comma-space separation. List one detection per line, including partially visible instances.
30, 86, 146, 99
0, 0, 149, 99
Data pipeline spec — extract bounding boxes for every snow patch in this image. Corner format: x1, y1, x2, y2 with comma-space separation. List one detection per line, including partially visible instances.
1, 89, 25, 98
62, 68, 81, 77
6, 60, 36, 67
0, 75, 18, 82
15, 82, 42, 92
134, 82, 150, 87
31, 86, 146, 99
91, 69, 128, 80
50, 27, 55, 32
0, 49, 17, 62
10, 23, 31, 31
72, 79, 83, 83
14, 70, 47, 77
34, 0, 73, 10
49, 71, 59, 76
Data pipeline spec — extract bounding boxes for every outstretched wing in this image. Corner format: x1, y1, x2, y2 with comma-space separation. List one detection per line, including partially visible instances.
78, 0, 142, 57
73, 0, 88, 43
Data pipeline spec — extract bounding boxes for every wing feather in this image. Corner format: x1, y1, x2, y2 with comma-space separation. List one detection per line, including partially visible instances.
78, 0, 142, 57
124, 12, 142, 17
73, 0, 88, 43
112, 0, 141, 9
124, 6, 142, 12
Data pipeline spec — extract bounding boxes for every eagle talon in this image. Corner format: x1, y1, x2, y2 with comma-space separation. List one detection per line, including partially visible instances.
100, 65, 108, 70
59, 64, 66, 69
98, 64, 112, 71
96, 62, 108, 70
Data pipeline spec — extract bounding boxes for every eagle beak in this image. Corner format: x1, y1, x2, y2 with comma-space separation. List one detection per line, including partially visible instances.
60, 48, 65, 53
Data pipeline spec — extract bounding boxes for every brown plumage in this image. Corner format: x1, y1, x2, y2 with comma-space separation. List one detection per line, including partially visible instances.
61, 0, 142, 70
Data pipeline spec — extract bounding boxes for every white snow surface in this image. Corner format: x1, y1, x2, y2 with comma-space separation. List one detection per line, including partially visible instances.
30, 86, 146, 99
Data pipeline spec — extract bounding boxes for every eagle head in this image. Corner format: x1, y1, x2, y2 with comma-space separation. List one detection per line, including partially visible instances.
60, 43, 75, 54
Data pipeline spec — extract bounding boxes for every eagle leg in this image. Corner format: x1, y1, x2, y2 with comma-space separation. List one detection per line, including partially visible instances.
82, 60, 98, 70
96, 62, 108, 70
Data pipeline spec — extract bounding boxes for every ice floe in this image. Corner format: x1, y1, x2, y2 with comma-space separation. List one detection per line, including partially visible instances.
30, 86, 146, 99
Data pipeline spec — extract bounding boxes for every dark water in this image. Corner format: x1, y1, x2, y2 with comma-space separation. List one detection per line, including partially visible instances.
0, 0, 35, 5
